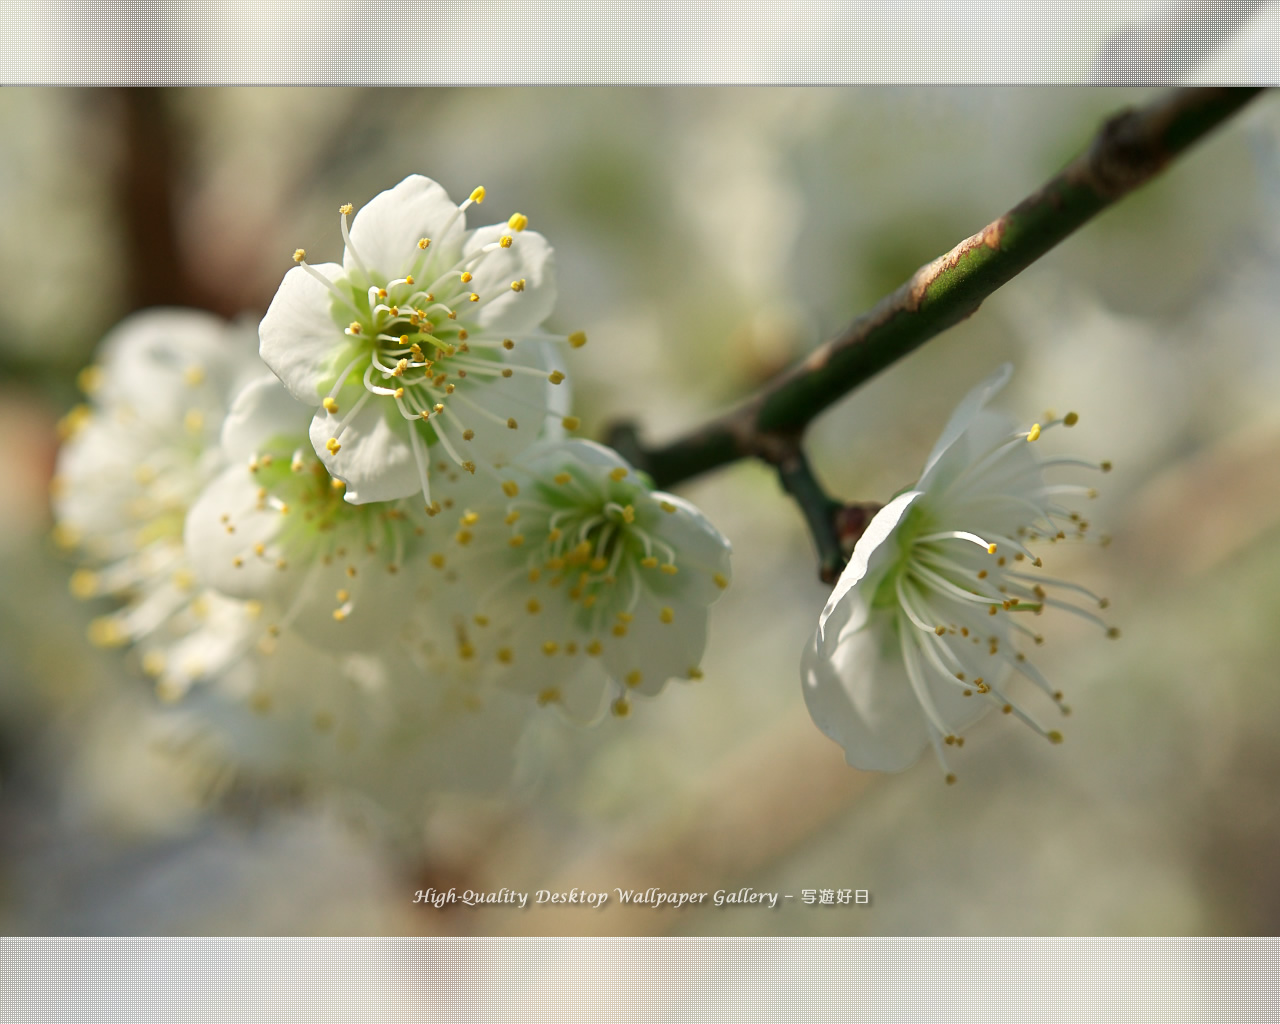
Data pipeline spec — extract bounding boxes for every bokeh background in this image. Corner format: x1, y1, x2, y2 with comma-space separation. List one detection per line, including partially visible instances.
1, 87, 1279, 937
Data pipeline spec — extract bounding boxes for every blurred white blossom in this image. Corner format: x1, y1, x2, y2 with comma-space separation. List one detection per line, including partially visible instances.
52, 308, 265, 700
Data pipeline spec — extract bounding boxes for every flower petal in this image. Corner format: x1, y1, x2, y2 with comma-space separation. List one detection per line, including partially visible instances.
816, 489, 921, 647
221, 374, 311, 462
464, 224, 557, 337
917, 362, 1012, 490
345, 175, 465, 280
259, 262, 346, 403
309, 403, 421, 505
184, 464, 287, 601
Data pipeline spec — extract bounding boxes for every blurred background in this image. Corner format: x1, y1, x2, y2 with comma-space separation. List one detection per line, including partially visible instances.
1, 87, 1278, 937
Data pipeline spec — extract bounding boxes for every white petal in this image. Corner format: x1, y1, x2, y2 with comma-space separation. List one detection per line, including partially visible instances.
816, 489, 921, 646
464, 224, 557, 337
345, 175, 465, 280
259, 263, 347, 403
309, 403, 420, 504
916, 362, 1012, 490
602, 583, 708, 695
286, 553, 417, 653
184, 465, 286, 601
221, 375, 311, 461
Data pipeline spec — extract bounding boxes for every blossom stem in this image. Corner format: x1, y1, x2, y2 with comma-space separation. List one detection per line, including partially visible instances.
609, 88, 1263, 491
775, 446, 845, 585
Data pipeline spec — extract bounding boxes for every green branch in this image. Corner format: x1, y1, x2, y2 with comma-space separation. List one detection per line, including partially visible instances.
611, 87, 1264, 491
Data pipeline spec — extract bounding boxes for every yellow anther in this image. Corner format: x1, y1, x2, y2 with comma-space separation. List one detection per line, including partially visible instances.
470, 186, 486, 203
542, 641, 559, 656
527, 598, 541, 614
589, 556, 608, 572
69, 569, 98, 599
460, 271, 473, 283
462, 461, 476, 474
527, 568, 541, 583
547, 370, 565, 385
455, 529, 473, 545
660, 607, 674, 624
1063, 411, 1079, 427
499, 235, 513, 248
313, 710, 335, 732
88, 617, 126, 648
501, 480, 520, 497
322, 396, 339, 414
430, 553, 446, 569
504, 510, 521, 525
546, 556, 566, 571
1101, 460, 1113, 472
624, 670, 643, 688
987, 543, 998, 554
348, 321, 362, 334
562, 416, 581, 431
326, 437, 341, 454
1048, 730, 1064, 744
497, 648, 513, 664
232, 557, 244, 568
394, 358, 408, 376
612, 623, 629, 637
458, 643, 475, 661
183, 365, 205, 387
1027, 423, 1042, 442
640, 556, 659, 569
76, 365, 102, 395
393, 387, 405, 399
461, 510, 479, 526
1107, 627, 1121, 639
554, 472, 572, 485
622, 505, 635, 524
568, 331, 587, 348
573, 540, 592, 559
418, 237, 431, 249
469, 292, 480, 302
339, 203, 353, 215
332, 608, 348, 621
507, 417, 518, 429
331, 478, 345, 491
945, 773, 958, 785
616, 611, 634, 624
405, 275, 414, 285
611, 697, 631, 718
141, 650, 166, 678
253, 542, 265, 557
501, 368, 513, 378
688, 666, 704, 680
292, 248, 307, 262
586, 640, 604, 658
659, 563, 678, 575
507, 212, 528, 231
547, 528, 562, 543
582, 594, 598, 608
184, 409, 204, 434
510, 279, 526, 292
509, 534, 525, 547
713, 572, 729, 590
344, 564, 356, 577
537, 687, 561, 706
660, 501, 676, 514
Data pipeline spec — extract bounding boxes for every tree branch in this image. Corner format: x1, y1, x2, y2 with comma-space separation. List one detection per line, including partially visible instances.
611, 87, 1264, 490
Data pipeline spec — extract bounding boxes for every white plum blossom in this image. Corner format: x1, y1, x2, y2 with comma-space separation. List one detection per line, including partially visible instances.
418, 440, 732, 720
184, 374, 427, 651
52, 309, 267, 700
260, 174, 580, 509
801, 363, 1115, 782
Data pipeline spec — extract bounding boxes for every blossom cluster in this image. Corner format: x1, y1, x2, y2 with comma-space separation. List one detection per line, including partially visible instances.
53, 175, 733, 814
